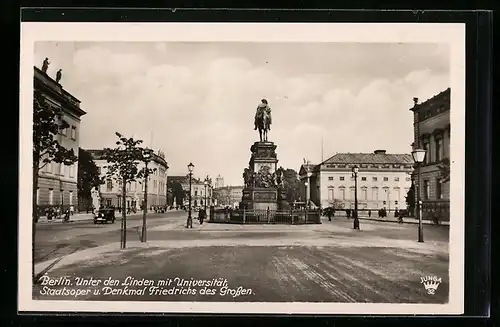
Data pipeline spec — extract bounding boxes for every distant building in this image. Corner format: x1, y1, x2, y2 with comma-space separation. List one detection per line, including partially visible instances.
89, 149, 169, 210
34, 66, 87, 214
213, 186, 244, 207
299, 150, 413, 211
169, 175, 213, 208
410, 88, 451, 221
215, 175, 224, 189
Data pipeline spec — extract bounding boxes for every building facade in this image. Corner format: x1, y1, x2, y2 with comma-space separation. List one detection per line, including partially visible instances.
89, 149, 169, 210
213, 186, 244, 207
169, 176, 214, 209
35, 66, 87, 214
410, 88, 451, 221
299, 150, 414, 211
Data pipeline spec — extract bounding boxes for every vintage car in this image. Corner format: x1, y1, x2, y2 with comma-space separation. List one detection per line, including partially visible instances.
94, 208, 116, 224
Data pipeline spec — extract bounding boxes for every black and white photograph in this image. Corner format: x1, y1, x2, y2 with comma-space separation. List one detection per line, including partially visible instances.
19, 23, 465, 315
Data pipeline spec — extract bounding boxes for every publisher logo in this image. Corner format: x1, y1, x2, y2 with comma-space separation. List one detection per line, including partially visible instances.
420, 276, 442, 295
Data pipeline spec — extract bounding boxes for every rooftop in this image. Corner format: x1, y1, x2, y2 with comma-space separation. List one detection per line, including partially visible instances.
322, 152, 414, 165
410, 88, 451, 112
87, 149, 168, 169
34, 66, 87, 117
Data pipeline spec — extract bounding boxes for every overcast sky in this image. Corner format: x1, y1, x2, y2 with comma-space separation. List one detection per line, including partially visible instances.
34, 42, 449, 186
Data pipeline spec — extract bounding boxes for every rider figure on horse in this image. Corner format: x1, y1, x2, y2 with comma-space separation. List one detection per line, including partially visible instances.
254, 99, 272, 131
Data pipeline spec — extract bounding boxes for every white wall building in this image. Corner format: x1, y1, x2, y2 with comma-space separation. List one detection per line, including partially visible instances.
299, 150, 413, 211
89, 149, 169, 210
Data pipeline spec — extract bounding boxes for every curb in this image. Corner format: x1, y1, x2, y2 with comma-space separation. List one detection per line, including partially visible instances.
356, 217, 449, 226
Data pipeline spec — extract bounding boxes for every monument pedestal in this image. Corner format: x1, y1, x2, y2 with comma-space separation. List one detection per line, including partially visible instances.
240, 141, 289, 211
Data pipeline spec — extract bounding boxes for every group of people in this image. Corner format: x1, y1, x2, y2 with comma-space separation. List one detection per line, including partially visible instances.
43, 205, 74, 222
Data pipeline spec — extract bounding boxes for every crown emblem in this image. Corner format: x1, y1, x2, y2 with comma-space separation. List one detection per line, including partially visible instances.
420, 276, 442, 295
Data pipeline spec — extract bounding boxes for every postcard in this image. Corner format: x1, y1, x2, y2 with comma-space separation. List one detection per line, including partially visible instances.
19, 22, 465, 314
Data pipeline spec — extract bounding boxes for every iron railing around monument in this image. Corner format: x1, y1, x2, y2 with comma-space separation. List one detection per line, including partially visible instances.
209, 208, 321, 224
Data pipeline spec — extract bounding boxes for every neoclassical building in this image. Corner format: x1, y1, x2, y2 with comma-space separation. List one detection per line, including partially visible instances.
410, 88, 451, 221
34, 66, 87, 214
299, 150, 414, 211
89, 149, 169, 210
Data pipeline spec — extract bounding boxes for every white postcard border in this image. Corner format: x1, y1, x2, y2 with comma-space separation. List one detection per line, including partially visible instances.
19, 22, 466, 315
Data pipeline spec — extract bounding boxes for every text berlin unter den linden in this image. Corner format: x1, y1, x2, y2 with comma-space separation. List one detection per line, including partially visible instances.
38, 276, 254, 298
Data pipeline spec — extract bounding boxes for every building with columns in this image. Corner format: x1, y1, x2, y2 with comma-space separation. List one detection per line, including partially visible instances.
299, 150, 414, 211
34, 66, 87, 214
410, 88, 451, 221
88, 149, 169, 210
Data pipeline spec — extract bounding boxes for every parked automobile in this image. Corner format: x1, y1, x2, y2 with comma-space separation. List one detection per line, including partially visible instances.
94, 208, 116, 224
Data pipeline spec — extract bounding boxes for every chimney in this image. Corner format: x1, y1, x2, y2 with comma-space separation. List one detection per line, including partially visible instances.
374, 150, 386, 155
413, 97, 419, 106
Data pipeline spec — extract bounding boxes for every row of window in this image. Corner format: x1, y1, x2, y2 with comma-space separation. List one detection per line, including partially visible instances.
42, 162, 76, 178
60, 125, 77, 140
327, 176, 411, 182
327, 187, 409, 202
36, 188, 74, 206
421, 132, 446, 164
106, 179, 166, 194
422, 178, 445, 200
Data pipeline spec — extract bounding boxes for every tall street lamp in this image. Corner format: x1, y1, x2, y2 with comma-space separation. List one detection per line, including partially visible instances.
305, 171, 312, 208
412, 148, 426, 243
187, 162, 194, 228
204, 176, 209, 212
352, 165, 360, 229
141, 148, 153, 242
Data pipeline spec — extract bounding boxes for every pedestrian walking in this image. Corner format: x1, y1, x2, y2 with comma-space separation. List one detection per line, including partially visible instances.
368, 210, 371, 217
69, 205, 74, 216
353, 210, 360, 230
63, 209, 70, 223
198, 208, 206, 225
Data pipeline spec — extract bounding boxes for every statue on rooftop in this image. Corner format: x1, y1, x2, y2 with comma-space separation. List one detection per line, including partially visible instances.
42, 58, 50, 73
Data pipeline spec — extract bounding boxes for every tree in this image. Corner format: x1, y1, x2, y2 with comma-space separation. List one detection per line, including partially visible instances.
405, 180, 415, 217
102, 133, 152, 248
32, 90, 78, 282
167, 179, 188, 206
77, 148, 102, 210
281, 168, 301, 203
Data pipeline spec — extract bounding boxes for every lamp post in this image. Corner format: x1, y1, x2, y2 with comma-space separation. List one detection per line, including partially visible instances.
187, 162, 194, 228
204, 177, 208, 212
304, 180, 309, 208
141, 148, 153, 242
59, 180, 64, 219
305, 172, 312, 208
412, 148, 426, 243
352, 165, 359, 229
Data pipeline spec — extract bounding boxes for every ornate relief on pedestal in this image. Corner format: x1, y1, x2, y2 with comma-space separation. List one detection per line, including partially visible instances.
254, 191, 277, 201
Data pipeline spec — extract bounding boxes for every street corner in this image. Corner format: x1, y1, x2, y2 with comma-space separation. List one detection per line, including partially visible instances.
35, 242, 161, 277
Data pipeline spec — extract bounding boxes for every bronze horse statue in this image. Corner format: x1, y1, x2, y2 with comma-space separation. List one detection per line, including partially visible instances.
255, 100, 272, 142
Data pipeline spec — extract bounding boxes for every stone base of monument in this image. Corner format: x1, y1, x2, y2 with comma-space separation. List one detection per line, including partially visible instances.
241, 188, 278, 211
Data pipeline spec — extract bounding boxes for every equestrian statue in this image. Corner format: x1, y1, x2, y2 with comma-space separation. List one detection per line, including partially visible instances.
254, 99, 272, 142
